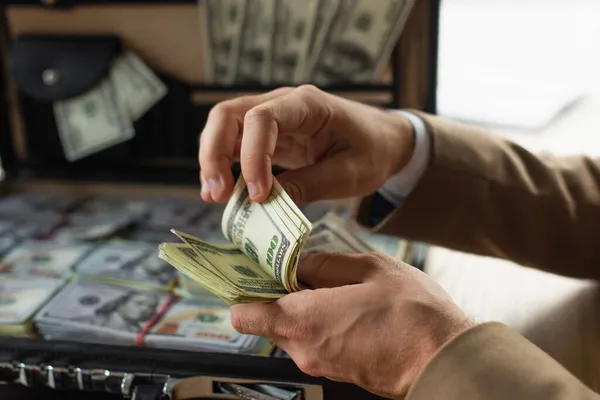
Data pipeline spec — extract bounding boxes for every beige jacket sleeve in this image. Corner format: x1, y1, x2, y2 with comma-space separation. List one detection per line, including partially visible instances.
355, 111, 600, 399
356, 111, 600, 281
407, 322, 599, 400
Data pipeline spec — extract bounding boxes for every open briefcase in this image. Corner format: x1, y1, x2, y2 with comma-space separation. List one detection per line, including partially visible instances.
0, 1, 440, 398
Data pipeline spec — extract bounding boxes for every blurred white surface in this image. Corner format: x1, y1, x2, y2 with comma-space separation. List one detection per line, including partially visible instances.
437, 0, 600, 131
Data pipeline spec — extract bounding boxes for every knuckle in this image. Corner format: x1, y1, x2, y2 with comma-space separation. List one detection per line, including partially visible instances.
209, 100, 237, 118
244, 104, 274, 120
360, 252, 392, 270
295, 84, 320, 96
294, 355, 322, 377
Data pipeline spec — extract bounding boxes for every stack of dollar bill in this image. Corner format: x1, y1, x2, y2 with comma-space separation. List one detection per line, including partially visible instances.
201, 0, 415, 85
160, 176, 311, 304
35, 280, 272, 355
0, 279, 64, 337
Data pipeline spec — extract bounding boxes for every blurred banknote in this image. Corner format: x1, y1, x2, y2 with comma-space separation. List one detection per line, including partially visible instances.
201, 0, 246, 83
271, 0, 318, 84
36, 280, 269, 354
312, 0, 414, 84
54, 77, 135, 162
76, 242, 177, 289
0, 279, 63, 337
36, 280, 169, 345
143, 197, 208, 229
53, 212, 139, 242
234, 0, 277, 84
304, 212, 375, 254
111, 52, 167, 120
0, 240, 93, 280
147, 297, 272, 354
0, 194, 80, 215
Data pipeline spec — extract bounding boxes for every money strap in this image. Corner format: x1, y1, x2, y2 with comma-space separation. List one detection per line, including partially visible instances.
135, 294, 178, 347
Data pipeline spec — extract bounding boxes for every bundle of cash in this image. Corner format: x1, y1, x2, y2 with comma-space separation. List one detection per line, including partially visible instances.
75, 242, 177, 290
200, 0, 415, 85
36, 280, 270, 355
0, 240, 93, 280
36, 280, 171, 346
159, 176, 311, 304
147, 298, 273, 354
0, 279, 64, 337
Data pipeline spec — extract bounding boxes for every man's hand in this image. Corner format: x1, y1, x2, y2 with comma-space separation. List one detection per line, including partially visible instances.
199, 85, 415, 203
230, 253, 473, 399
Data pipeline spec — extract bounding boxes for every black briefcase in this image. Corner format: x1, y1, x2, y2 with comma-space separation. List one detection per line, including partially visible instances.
0, 1, 440, 399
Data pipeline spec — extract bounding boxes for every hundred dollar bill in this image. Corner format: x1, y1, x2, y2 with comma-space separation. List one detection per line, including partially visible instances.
201, 0, 247, 84
54, 77, 135, 161
0, 279, 64, 337
145, 299, 272, 353
0, 240, 93, 280
111, 52, 167, 120
160, 236, 287, 304
271, 0, 319, 84
221, 176, 311, 292
304, 213, 375, 254
76, 242, 177, 289
299, 0, 341, 83
312, 0, 414, 84
146, 298, 272, 354
35, 280, 169, 345
234, 0, 277, 84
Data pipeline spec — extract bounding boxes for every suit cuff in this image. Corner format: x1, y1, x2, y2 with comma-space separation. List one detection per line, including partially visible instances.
378, 110, 431, 205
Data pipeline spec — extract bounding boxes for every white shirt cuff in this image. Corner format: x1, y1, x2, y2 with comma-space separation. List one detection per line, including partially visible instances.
377, 110, 431, 205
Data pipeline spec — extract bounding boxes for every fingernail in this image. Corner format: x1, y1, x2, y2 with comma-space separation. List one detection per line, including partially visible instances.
247, 182, 260, 198
207, 178, 221, 193
201, 183, 209, 194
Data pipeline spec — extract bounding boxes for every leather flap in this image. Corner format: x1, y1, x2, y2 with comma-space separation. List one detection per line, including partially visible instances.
10, 35, 120, 102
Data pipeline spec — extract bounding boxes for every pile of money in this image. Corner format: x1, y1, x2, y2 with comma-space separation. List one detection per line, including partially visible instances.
0, 189, 423, 355
35, 280, 271, 354
201, 0, 415, 85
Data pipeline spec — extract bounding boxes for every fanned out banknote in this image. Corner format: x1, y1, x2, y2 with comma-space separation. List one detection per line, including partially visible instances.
54, 52, 166, 161
159, 175, 311, 304
35, 280, 270, 354
200, 0, 414, 85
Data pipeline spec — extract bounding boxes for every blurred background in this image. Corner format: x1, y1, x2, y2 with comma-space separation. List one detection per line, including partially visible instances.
437, 0, 600, 155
